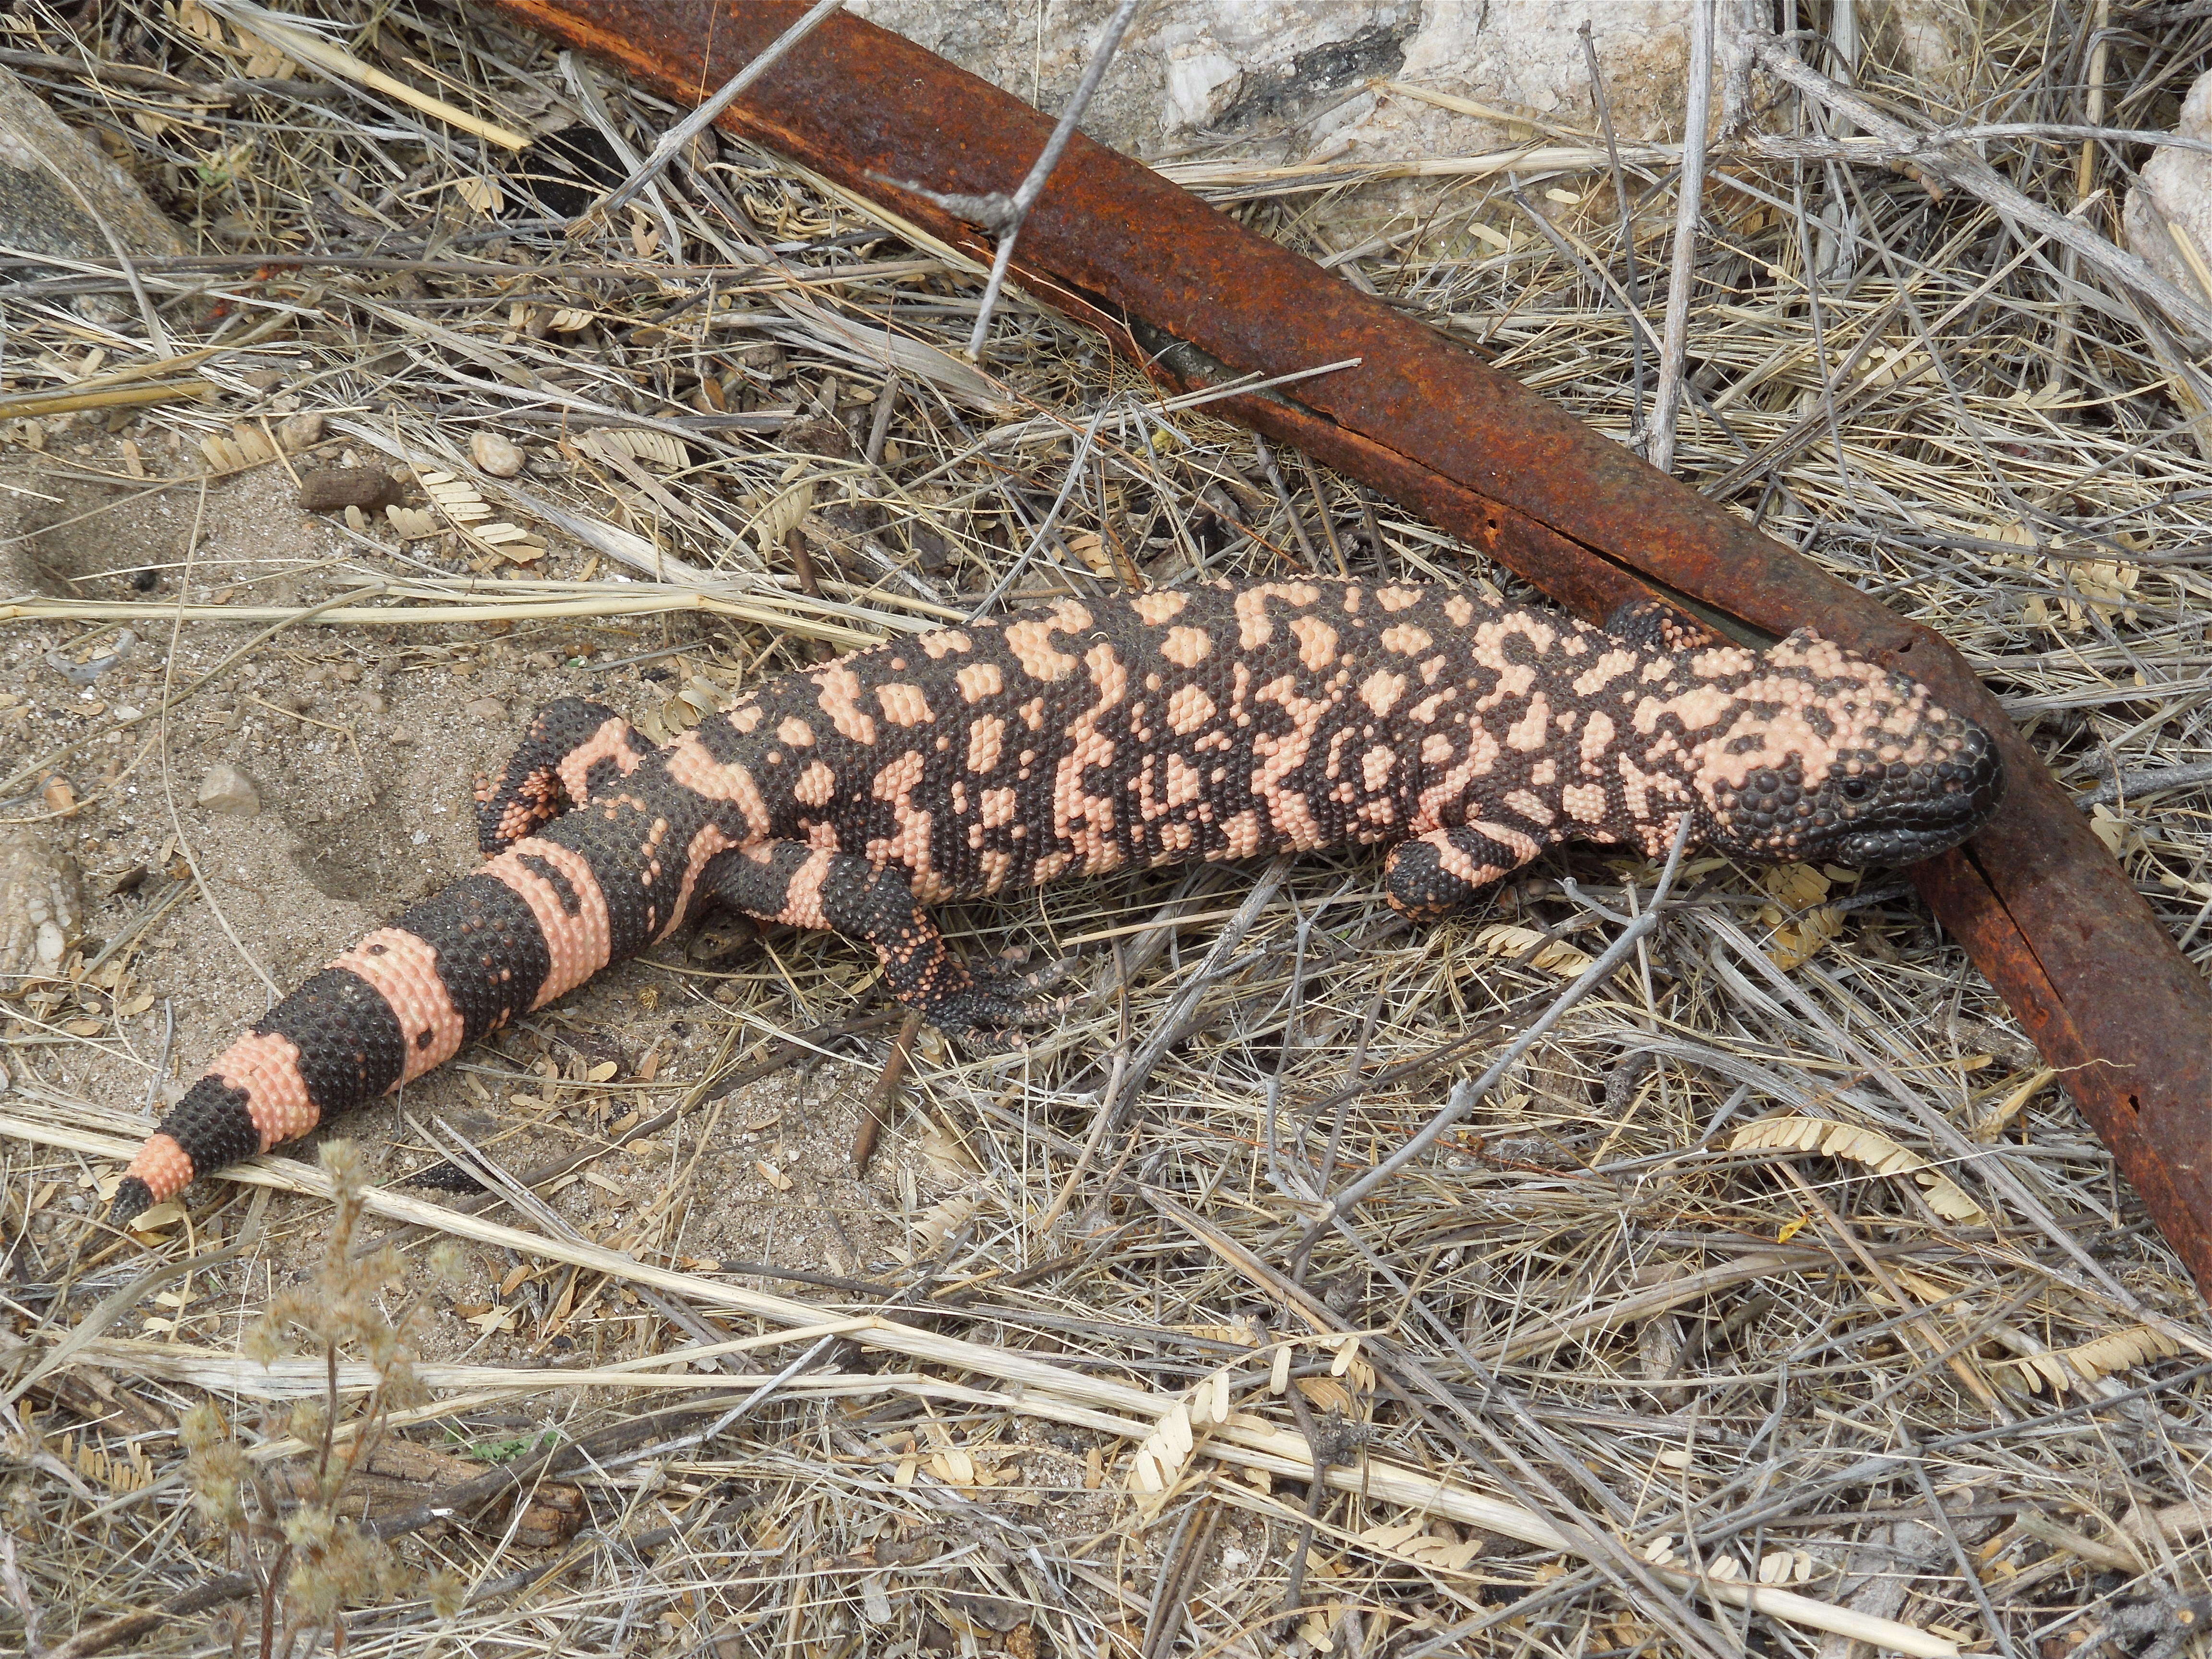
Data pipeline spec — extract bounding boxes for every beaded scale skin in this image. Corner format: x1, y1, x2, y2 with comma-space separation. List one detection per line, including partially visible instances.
111, 577, 2003, 1226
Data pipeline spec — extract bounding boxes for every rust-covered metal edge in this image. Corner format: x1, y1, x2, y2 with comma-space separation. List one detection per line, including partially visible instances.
489, 0, 2212, 1290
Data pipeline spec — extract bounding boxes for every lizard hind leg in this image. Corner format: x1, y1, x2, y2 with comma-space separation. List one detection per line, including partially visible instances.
698, 842, 1061, 1048
1383, 825, 1540, 923
475, 697, 648, 857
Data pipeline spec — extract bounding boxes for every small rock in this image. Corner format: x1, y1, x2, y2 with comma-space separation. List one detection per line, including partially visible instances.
197, 763, 260, 816
0, 831, 84, 978
470, 431, 526, 477
463, 696, 508, 722
298, 467, 402, 514
242, 368, 286, 393
279, 411, 326, 451
2129, 71, 2212, 310
355, 688, 387, 715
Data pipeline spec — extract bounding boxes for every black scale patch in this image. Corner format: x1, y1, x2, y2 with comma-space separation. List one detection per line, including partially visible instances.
255, 967, 410, 1116
394, 874, 553, 1045
156, 1075, 262, 1179
518, 853, 581, 915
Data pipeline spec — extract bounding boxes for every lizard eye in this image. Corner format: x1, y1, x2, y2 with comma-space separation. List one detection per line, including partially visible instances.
1839, 776, 1873, 802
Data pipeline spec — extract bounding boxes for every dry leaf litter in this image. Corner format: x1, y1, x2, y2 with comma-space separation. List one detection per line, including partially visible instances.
2, 3, 2212, 1658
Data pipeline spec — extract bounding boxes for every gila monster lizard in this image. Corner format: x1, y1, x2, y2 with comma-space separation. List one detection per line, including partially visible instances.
110, 578, 2002, 1226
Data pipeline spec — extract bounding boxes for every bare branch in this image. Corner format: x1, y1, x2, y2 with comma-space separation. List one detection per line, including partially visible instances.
594, 0, 847, 220
1648, 0, 1717, 474
1748, 28, 2212, 343
1303, 813, 1696, 1239
878, 0, 1145, 357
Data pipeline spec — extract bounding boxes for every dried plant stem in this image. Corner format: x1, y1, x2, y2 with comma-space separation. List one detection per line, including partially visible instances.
953, 0, 1144, 356
849, 1009, 922, 1173
197, 0, 527, 148
1307, 816, 1693, 1238
1648, 0, 1716, 474
592, 0, 848, 220
1747, 30, 2212, 341
4, 1106, 1960, 1659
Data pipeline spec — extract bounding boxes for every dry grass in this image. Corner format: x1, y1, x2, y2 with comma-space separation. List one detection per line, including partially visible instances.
5, 2, 2212, 1657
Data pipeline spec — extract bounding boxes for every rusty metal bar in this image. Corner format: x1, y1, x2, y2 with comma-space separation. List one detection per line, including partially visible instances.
488, 0, 2212, 1290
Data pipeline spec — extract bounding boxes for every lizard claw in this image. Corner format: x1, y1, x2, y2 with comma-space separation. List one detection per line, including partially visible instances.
931, 958, 1075, 1051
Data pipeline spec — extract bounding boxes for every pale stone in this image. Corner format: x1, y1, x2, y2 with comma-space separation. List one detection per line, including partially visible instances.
279, 411, 327, 452
1870, 0, 1974, 100
470, 431, 527, 478
844, 0, 1694, 174
197, 763, 261, 816
463, 696, 508, 721
2127, 70, 2212, 304
840, 3, 1986, 224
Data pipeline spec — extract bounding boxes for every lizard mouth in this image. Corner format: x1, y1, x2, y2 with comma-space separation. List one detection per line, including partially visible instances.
1835, 722, 2005, 867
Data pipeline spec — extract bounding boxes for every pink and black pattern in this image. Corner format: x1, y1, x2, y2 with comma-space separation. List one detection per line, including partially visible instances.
111, 579, 2004, 1226
475, 696, 650, 855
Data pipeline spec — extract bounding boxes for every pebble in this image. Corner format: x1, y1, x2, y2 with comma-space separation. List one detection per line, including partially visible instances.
0, 831, 84, 977
197, 763, 261, 816
356, 688, 387, 715
470, 431, 526, 478
463, 696, 508, 722
279, 411, 326, 451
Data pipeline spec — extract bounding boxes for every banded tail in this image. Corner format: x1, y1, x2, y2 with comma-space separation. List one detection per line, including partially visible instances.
111, 699, 646, 1228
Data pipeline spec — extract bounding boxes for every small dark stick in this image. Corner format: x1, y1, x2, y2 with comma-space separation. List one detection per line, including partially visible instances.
851, 1008, 924, 1173
872, 0, 1143, 354
1275, 1380, 1359, 1630
864, 376, 901, 469
1251, 432, 1319, 569
1298, 453, 1350, 577
1140, 1497, 1224, 1659
781, 525, 822, 598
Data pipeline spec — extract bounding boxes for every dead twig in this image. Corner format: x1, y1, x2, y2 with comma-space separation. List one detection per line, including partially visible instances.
1649, 0, 1717, 473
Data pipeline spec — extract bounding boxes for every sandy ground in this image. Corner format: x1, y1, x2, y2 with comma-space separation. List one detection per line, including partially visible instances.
1, 439, 998, 1376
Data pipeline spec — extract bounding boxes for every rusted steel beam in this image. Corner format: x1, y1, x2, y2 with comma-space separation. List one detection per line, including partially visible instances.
488, 0, 2212, 1290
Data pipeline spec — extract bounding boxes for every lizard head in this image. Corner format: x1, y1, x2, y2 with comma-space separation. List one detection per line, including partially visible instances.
1684, 628, 2004, 869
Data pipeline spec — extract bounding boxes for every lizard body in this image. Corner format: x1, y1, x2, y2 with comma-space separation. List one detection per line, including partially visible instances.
111, 577, 2001, 1225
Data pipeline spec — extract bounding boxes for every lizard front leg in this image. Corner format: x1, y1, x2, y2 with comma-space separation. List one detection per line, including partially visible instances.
699, 842, 1058, 1046
1382, 824, 1543, 923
